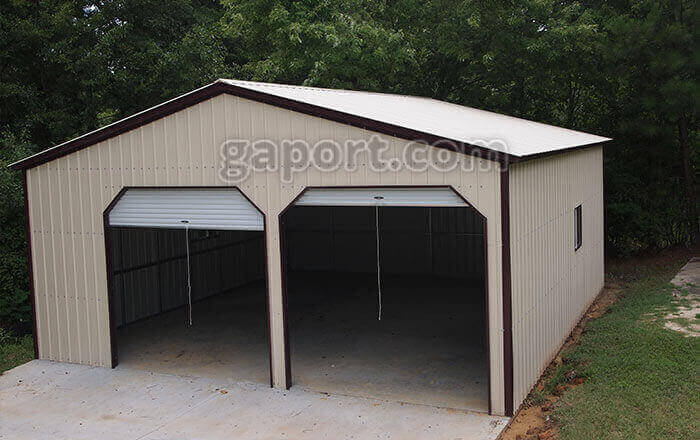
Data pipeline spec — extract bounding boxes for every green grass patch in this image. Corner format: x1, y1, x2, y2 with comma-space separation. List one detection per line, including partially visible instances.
553, 263, 700, 440
0, 329, 34, 373
526, 390, 548, 407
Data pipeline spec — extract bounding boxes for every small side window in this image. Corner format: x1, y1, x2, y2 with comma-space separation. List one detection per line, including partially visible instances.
574, 205, 582, 251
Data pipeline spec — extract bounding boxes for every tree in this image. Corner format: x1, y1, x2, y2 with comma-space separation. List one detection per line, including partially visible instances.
219, 0, 417, 91
598, 0, 698, 252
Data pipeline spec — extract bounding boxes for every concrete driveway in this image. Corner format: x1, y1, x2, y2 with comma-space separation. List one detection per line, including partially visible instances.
0, 360, 508, 440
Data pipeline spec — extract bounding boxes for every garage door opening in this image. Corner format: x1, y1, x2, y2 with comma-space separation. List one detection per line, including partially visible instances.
281, 187, 489, 412
104, 188, 270, 384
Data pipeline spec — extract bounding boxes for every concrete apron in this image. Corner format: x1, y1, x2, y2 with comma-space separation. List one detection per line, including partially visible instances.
0, 360, 509, 440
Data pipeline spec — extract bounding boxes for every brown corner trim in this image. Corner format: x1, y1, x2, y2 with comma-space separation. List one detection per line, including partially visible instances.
500, 167, 514, 416
10, 81, 610, 172
482, 218, 492, 415
102, 187, 128, 368
22, 170, 40, 359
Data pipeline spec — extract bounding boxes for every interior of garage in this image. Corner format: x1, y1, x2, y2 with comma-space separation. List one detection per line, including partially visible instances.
108, 226, 270, 384
105, 188, 488, 412
282, 205, 489, 412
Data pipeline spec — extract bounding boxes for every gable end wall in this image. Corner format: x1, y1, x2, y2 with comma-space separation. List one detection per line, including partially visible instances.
24, 93, 508, 414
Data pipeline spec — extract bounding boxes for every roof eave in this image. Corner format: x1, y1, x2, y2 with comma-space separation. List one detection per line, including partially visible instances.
511, 138, 613, 164
9, 80, 610, 171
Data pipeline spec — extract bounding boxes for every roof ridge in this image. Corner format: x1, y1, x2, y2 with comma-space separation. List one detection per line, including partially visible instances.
221, 79, 432, 101
10, 80, 611, 170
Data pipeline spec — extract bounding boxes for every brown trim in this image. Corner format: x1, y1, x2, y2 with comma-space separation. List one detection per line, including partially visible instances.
500, 168, 514, 416
512, 140, 610, 163
11, 83, 230, 171
101, 185, 274, 387
276, 188, 311, 389
261, 219, 275, 388
102, 187, 128, 368
277, 184, 492, 411
8, 80, 611, 172
278, 216, 292, 388
22, 170, 39, 358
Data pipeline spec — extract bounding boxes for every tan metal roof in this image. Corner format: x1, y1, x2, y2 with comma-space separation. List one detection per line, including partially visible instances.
221, 79, 611, 157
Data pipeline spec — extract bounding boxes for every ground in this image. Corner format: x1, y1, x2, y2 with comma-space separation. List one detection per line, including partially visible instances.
0, 360, 508, 440
665, 257, 700, 337
3, 251, 698, 439
499, 249, 699, 440
0, 330, 33, 374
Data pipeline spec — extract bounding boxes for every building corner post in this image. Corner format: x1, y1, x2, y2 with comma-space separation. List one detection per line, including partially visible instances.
500, 162, 514, 416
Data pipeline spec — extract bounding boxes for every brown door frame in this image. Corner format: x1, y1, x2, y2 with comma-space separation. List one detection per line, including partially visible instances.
500, 168, 514, 416
102, 186, 275, 387
277, 184, 492, 414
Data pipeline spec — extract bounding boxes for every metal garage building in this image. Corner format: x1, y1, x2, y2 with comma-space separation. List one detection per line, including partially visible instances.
10, 79, 609, 416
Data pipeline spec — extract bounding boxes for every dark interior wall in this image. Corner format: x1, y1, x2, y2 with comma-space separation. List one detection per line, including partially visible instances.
284, 206, 485, 280
109, 227, 265, 327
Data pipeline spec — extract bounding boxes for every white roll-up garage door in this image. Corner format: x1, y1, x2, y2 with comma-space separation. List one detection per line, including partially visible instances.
108, 188, 264, 230
294, 187, 468, 207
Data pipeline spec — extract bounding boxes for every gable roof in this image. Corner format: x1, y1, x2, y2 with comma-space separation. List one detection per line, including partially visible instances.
10, 79, 610, 170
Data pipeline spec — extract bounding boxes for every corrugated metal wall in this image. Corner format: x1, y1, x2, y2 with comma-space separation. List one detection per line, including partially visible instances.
24, 93, 506, 414
508, 146, 604, 410
110, 228, 265, 327
285, 206, 485, 280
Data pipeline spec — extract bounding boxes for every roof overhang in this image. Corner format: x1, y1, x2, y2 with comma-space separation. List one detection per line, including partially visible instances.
10, 80, 611, 171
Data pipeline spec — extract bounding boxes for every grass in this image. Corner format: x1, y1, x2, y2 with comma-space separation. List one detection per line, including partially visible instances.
0, 329, 34, 374
548, 259, 699, 440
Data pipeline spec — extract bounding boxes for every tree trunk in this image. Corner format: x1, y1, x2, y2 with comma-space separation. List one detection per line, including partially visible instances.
678, 115, 699, 245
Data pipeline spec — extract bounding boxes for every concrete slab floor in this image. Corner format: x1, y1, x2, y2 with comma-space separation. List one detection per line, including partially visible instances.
116, 273, 488, 413
117, 281, 270, 385
0, 360, 509, 440
287, 273, 488, 412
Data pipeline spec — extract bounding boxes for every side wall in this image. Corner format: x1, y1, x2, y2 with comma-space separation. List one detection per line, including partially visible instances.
285, 206, 485, 280
111, 228, 265, 327
25, 93, 508, 414
509, 146, 604, 409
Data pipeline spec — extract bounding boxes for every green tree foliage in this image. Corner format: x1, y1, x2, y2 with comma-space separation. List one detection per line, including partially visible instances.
0, 133, 32, 333
0, 0, 696, 332
596, 0, 698, 253
220, 0, 417, 91
0, 0, 229, 330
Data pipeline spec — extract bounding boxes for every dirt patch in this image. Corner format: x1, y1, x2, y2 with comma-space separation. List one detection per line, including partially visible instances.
498, 402, 558, 440
664, 304, 700, 336
498, 283, 623, 440
664, 257, 700, 337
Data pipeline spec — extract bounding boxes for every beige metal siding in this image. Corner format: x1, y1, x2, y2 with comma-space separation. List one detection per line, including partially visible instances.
25, 94, 507, 414
509, 147, 604, 409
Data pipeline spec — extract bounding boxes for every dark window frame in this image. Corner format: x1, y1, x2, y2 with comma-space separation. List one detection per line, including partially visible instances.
574, 204, 582, 251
